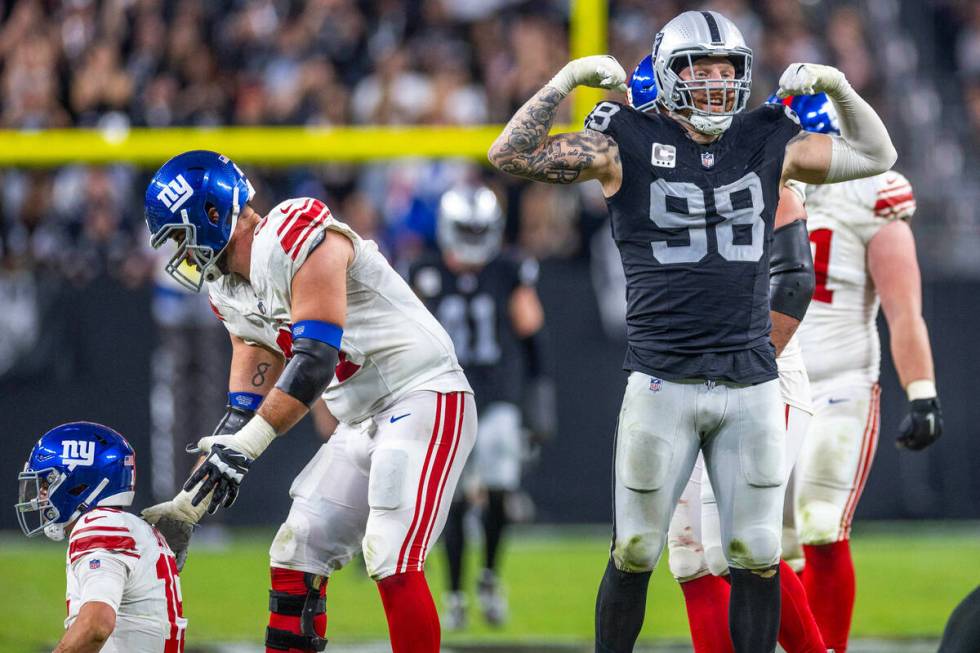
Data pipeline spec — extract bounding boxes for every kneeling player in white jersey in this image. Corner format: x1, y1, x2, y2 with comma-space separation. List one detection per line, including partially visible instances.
777, 93, 942, 653
16, 422, 186, 653
141, 151, 476, 653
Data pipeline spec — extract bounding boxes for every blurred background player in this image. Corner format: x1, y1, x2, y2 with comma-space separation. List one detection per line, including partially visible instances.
778, 92, 943, 653
15, 421, 186, 653
408, 182, 555, 629
141, 150, 475, 653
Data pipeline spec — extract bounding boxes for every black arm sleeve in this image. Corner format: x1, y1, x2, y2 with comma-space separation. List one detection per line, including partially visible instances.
274, 338, 339, 407
769, 219, 815, 322
211, 405, 255, 437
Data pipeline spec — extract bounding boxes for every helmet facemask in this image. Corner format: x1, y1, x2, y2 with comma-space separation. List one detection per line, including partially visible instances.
660, 49, 752, 135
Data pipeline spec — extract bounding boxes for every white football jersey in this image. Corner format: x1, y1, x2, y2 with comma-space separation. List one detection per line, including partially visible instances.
65, 508, 186, 653
797, 171, 916, 391
208, 197, 471, 423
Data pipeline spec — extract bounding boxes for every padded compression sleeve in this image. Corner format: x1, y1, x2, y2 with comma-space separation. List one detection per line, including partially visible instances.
824, 74, 897, 182
769, 219, 815, 321
274, 338, 339, 407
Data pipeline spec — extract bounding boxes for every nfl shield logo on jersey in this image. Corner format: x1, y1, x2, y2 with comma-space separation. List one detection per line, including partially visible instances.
701, 152, 715, 169
649, 377, 663, 393
89, 559, 101, 570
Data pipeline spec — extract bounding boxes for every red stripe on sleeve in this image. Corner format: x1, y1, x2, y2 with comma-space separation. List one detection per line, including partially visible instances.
208, 299, 225, 321
280, 200, 326, 254
874, 193, 914, 213
69, 535, 138, 559
289, 213, 330, 261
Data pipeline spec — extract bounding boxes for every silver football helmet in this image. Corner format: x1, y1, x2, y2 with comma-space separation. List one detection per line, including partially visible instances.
437, 184, 504, 267
653, 11, 753, 135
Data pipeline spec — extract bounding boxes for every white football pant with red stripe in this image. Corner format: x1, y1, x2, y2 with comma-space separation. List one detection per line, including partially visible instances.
791, 383, 881, 545
270, 390, 477, 580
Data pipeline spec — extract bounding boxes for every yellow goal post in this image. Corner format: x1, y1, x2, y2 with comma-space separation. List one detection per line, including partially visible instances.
0, 0, 607, 167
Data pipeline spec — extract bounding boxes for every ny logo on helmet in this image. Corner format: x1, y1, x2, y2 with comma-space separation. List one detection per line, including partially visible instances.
156, 174, 194, 214
62, 440, 96, 468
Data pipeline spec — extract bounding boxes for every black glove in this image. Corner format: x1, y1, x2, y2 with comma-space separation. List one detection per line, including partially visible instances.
896, 397, 943, 451
152, 516, 193, 571
183, 444, 252, 514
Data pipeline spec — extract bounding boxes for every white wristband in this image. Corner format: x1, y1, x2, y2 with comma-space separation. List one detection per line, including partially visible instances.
233, 414, 278, 460
906, 379, 937, 401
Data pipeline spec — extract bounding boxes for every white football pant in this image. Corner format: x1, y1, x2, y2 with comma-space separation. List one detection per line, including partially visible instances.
612, 373, 786, 573
269, 390, 477, 580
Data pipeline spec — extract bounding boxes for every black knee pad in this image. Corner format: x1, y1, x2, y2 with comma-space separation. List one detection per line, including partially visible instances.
265, 573, 328, 652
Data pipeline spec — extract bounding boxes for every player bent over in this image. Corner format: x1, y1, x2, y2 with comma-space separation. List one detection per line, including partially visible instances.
409, 183, 555, 628
16, 422, 186, 653
141, 151, 476, 653
489, 9, 896, 652
782, 93, 942, 653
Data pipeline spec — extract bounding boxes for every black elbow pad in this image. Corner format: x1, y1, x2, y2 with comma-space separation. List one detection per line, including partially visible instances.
275, 338, 339, 407
769, 219, 815, 322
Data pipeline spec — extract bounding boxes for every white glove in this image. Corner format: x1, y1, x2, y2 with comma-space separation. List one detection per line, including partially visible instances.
142, 484, 212, 526
142, 484, 212, 571
548, 55, 628, 97
191, 414, 277, 460
777, 63, 847, 98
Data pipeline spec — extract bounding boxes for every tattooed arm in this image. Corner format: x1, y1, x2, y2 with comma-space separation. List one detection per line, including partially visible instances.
488, 56, 626, 195
228, 334, 285, 397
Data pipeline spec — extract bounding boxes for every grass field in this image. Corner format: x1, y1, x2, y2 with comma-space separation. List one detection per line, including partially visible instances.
3, 522, 977, 653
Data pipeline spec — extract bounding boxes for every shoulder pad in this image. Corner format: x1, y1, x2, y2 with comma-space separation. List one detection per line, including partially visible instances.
584, 101, 631, 135
68, 509, 139, 565
872, 170, 915, 221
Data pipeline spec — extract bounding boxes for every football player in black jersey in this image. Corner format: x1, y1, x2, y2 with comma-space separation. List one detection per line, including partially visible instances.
488, 9, 897, 653
408, 183, 555, 630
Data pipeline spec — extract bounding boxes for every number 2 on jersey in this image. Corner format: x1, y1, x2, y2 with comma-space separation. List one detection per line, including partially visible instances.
809, 228, 834, 303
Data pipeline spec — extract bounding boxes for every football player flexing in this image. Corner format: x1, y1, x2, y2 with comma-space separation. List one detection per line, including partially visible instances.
408, 183, 554, 629
16, 422, 186, 653
776, 92, 942, 653
617, 55, 827, 652
141, 151, 476, 653
488, 10, 896, 653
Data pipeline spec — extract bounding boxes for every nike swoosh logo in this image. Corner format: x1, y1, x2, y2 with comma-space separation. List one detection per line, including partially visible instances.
827, 398, 849, 405
84, 515, 107, 523
389, 413, 411, 424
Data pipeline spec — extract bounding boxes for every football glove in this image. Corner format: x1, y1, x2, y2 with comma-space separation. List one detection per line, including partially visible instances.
548, 55, 628, 97
896, 397, 943, 451
184, 441, 252, 514
141, 481, 213, 571
777, 63, 846, 98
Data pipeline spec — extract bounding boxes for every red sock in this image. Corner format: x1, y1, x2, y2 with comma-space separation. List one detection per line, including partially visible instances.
377, 571, 440, 653
803, 541, 855, 653
680, 574, 735, 653
778, 559, 827, 653
267, 568, 327, 653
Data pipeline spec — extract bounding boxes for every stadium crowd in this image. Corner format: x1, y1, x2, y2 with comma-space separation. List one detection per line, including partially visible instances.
2, 0, 957, 281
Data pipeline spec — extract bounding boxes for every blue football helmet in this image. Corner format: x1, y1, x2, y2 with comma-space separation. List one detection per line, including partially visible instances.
145, 150, 255, 292
16, 422, 136, 541
766, 92, 840, 135
627, 54, 658, 113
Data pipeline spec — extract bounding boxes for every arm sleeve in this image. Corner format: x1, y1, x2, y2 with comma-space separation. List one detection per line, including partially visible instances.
824, 81, 898, 183
72, 557, 129, 613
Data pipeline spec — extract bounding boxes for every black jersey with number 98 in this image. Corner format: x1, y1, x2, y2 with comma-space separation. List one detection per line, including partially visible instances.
585, 100, 801, 384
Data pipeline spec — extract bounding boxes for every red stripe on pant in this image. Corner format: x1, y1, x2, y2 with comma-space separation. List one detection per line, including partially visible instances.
396, 394, 445, 573
397, 392, 462, 573
838, 385, 880, 540
416, 394, 465, 564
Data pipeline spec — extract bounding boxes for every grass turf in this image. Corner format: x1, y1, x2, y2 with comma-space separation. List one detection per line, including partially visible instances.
1, 523, 977, 652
